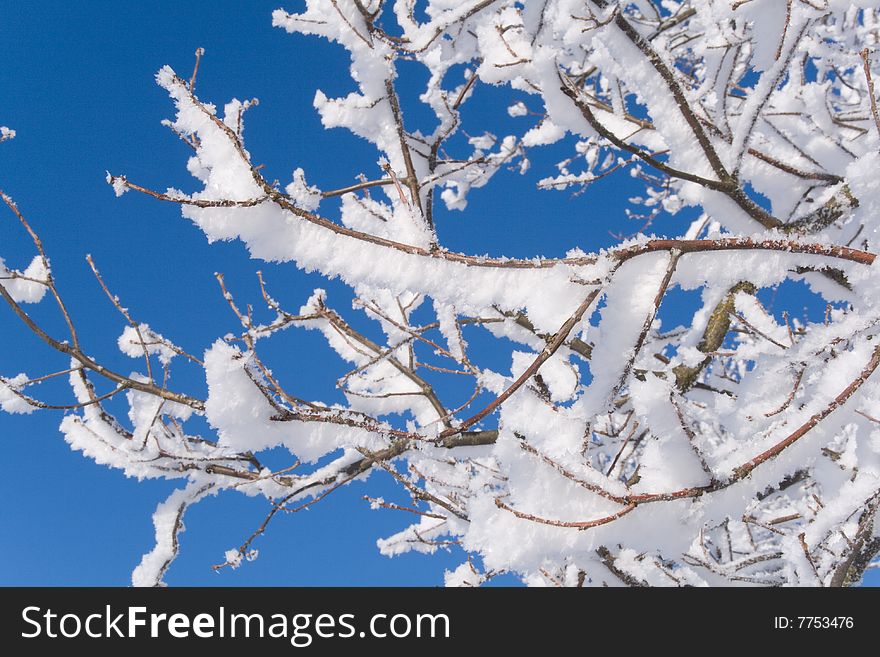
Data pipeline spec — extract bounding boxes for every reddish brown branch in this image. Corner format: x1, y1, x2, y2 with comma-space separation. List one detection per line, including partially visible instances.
615, 238, 874, 266
87, 254, 155, 382
0, 263, 205, 411
439, 285, 604, 439
734, 343, 880, 478
363, 496, 447, 520
861, 49, 880, 138
494, 497, 637, 530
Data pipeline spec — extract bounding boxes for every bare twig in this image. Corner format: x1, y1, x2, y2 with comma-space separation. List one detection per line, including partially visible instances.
860, 49, 880, 137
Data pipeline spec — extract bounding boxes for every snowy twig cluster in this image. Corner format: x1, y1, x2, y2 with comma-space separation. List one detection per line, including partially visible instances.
3, 0, 880, 586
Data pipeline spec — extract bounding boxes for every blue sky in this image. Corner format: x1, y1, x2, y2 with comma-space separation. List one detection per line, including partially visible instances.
0, 1, 876, 587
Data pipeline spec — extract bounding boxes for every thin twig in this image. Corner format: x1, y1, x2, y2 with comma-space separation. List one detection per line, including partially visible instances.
860, 49, 880, 137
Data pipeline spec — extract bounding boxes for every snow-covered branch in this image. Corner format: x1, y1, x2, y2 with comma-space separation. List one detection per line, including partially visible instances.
4, 0, 880, 586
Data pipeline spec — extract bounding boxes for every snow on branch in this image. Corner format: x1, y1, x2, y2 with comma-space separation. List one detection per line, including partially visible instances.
4, 1, 880, 587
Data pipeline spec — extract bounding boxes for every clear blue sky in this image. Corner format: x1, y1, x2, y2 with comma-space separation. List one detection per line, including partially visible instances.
0, 1, 876, 587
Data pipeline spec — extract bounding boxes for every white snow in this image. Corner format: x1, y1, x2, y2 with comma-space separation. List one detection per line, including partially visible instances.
5, 0, 880, 587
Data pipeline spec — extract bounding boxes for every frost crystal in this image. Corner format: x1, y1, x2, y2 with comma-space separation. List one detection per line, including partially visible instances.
4, 1, 880, 587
